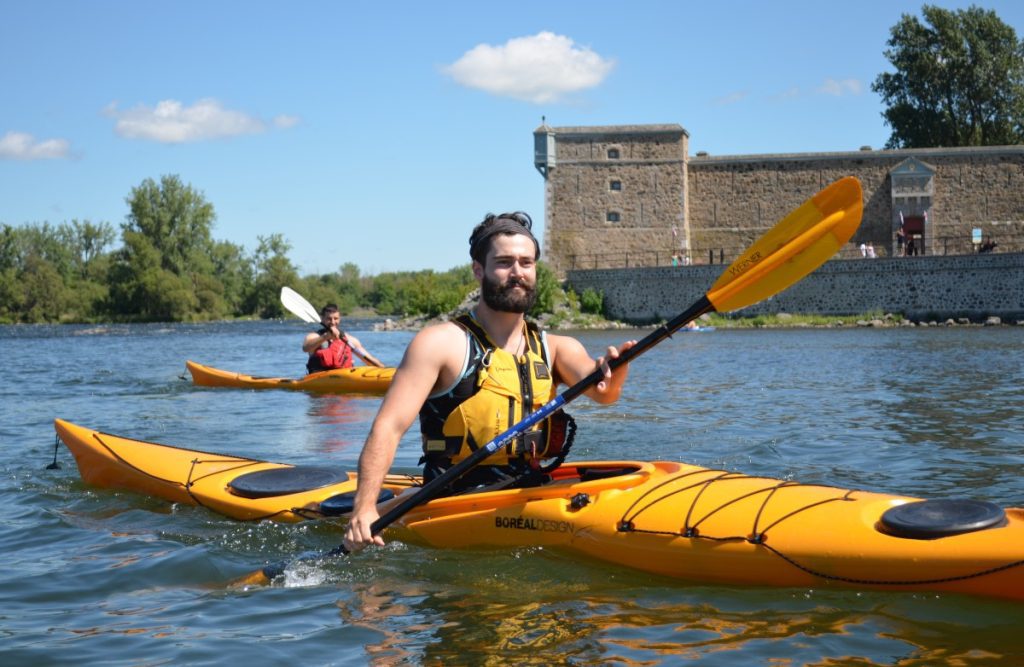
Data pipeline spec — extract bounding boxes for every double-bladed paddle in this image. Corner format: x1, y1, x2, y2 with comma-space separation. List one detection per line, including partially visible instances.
236, 176, 863, 587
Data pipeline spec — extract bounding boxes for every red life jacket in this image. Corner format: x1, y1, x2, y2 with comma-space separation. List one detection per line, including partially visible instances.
307, 331, 354, 373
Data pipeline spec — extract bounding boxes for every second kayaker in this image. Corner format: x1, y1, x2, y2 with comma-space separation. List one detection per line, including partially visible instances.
302, 304, 385, 373
343, 211, 635, 552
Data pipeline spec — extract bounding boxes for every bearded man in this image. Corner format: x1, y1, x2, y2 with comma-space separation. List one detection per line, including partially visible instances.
343, 212, 635, 552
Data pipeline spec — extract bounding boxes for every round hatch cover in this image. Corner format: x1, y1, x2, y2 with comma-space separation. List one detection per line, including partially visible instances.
880, 498, 1005, 539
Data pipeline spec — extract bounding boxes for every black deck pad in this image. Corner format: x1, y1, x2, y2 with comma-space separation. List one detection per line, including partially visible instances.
319, 489, 396, 516
228, 466, 349, 499
880, 498, 1006, 539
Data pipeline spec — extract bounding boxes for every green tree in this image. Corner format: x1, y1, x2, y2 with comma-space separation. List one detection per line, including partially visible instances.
334, 262, 365, 312
367, 273, 400, 314
0, 224, 18, 272
872, 5, 1024, 148
60, 220, 115, 320
107, 229, 197, 320
19, 254, 69, 323
247, 233, 299, 318
580, 287, 604, 315
210, 240, 253, 315
68, 219, 116, 271
529, 261, 559, 317
0, 228, 21, 321
110, 175, 228, 320
14, 222, 77, 281
123, 175, 217, 274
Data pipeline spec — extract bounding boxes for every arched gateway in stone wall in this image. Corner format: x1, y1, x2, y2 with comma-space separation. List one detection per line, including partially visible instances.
534, 123, 1024, 276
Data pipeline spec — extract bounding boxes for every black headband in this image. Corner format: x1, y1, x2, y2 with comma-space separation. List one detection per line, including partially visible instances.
468, 212, 540, 263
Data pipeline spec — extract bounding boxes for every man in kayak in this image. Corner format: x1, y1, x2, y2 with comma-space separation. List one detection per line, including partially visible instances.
343, 211, 635, 551
303, 304, 385, 373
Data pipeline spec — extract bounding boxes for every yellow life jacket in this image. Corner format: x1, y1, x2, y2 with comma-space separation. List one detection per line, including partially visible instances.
419, 314, 569, 468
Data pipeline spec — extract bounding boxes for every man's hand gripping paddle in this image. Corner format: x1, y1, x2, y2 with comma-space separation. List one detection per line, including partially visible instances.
235, 177, 863, 587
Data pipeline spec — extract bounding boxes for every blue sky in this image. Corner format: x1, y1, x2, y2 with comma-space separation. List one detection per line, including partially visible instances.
3, 1, 1023, 275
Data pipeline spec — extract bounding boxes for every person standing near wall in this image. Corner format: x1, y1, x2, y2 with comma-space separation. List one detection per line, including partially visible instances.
906, 235, 917, 256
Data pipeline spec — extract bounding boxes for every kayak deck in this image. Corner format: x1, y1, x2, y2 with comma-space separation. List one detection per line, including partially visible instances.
55, 418, 1024, 601
186, 360, 394, 395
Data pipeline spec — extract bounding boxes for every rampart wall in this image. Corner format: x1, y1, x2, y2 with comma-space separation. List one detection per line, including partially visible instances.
565, 253, 1024, 323
689, 148, 1024, 259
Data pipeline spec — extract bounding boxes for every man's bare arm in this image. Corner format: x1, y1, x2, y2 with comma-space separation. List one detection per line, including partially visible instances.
343, 324, 462, 549
345, 333, 386, 368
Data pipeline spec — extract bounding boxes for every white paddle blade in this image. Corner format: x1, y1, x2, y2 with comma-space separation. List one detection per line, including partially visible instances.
280, 287, 321, 324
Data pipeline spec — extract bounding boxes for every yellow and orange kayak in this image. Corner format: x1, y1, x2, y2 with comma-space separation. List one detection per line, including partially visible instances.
55, 418, 1024, 601
185, 360, 394, 395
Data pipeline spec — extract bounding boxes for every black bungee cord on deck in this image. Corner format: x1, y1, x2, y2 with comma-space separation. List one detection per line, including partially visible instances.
46, 433, 61, 469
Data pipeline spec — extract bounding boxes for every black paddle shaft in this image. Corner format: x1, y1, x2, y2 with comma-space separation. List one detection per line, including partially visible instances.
560, 295, 714, 404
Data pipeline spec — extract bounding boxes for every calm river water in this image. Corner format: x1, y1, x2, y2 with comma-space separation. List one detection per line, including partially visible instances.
1, 320, 1022, 665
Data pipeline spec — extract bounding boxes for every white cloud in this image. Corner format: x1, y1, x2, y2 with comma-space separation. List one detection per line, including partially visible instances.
771, 86, 802, 101
818, 78, 863, 96
0, 131, 70, 160
105, 98, 273, 143
443, 31, 615, 104
711, 91, 749, 106
273, 114, 301, 129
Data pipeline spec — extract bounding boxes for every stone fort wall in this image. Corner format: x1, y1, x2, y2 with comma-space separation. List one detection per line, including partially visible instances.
566, 253, 1024, 323
689, 148, 1024, 261
535, 124, 688, 275
536, 124, 1024, 275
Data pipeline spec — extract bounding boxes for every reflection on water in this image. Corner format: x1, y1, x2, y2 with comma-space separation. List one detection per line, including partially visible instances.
2, 321, 1024, 664
306, 395, 380, 453
333, 546, 1024, 665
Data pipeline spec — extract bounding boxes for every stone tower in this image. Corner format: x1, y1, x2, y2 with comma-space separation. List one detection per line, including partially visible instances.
534, 123, 689, 275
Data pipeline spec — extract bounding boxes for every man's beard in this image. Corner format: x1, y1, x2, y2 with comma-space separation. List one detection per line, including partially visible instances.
481, 274, 537, 313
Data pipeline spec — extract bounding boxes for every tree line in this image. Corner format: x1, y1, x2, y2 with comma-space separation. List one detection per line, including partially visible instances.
0, 175, 514, 324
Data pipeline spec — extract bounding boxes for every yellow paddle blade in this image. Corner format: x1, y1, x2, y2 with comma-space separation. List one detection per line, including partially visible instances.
707, 176, 863, 313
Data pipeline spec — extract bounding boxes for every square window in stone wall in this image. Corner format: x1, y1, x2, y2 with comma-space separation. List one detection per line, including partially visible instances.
607, 212, 621, 222
610, 180, 622, 191
608, 148, 620, 159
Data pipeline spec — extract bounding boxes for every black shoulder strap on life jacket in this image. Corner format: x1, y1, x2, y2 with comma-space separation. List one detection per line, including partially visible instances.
454, 313, 493, 353
457, 314, 547, 362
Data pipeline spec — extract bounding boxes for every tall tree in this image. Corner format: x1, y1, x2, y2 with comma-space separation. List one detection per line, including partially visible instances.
246, 233, 299, 318
110, 175, 218, 320
123, 175, 216, 275
66, 220, 116, 275
19, 254, 69, 323
209, 239, 253, 316
872, 5, 1024, 148
107, 229, 197, 320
